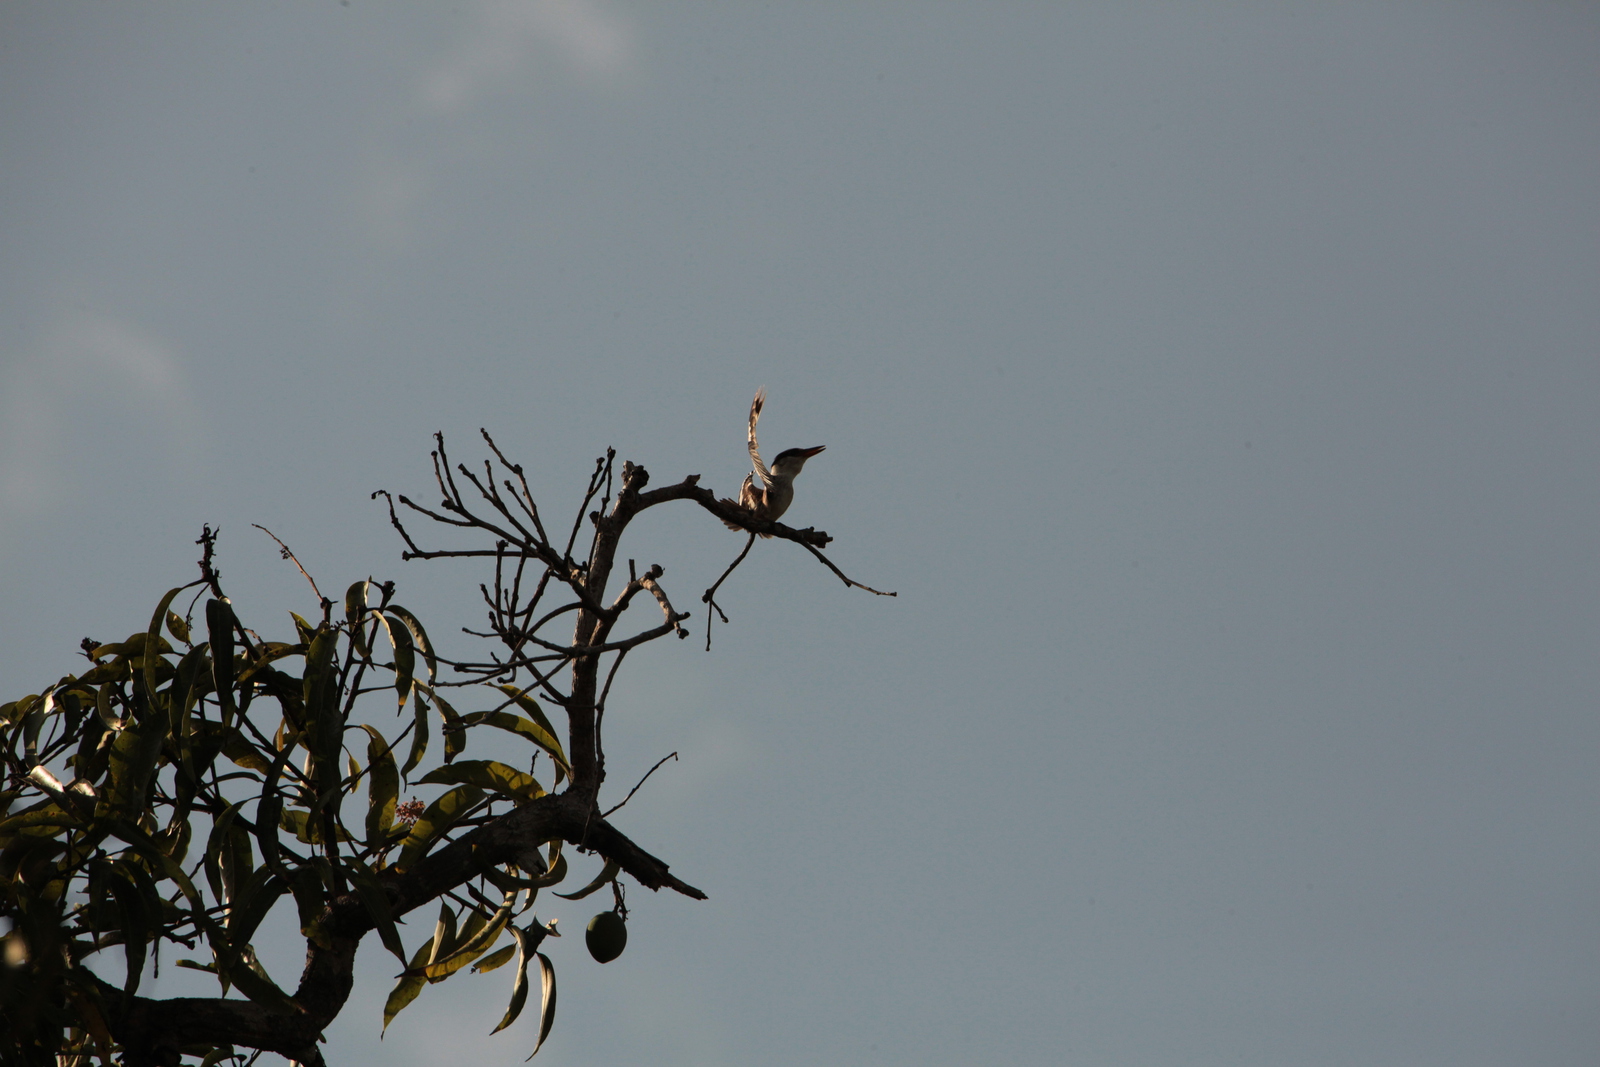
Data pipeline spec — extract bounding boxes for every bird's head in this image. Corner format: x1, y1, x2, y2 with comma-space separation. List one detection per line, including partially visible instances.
770, 445, 825, 478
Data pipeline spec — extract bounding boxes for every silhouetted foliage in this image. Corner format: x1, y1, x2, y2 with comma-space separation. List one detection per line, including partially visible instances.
1, 425, 888, 1066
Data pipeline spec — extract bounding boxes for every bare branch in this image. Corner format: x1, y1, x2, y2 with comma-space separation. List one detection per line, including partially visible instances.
602, 752, 679, 818
702, 531, 756, 650
797, 540, 898, 597
252, 524, 330, 615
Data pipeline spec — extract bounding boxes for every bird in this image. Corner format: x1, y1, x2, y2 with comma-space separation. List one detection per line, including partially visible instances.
721, 388, 825, 536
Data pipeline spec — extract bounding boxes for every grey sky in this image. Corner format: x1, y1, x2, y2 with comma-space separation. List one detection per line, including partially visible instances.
3, 3, 1597, 1064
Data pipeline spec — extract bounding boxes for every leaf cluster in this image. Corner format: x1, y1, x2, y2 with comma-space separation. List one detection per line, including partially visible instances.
3, 424, 886, 1066
0, 576, 571, 1065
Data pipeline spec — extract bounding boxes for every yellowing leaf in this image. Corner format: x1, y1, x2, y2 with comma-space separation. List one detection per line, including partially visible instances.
417, 760, 543, 802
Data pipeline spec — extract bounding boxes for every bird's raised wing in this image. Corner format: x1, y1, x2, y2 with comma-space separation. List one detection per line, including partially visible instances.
747, 387, 773, 488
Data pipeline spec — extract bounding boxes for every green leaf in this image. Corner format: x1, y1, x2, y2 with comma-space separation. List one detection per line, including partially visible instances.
553, 858, 620, 900
278, 808, 353, 845
529, 845, 568, 889
346, 859, 406, 966
416, 760, 543, 802
472, 942, 517, 974
108, 819, 233, 977
227, 945, 301, 1015
289, 611, 318, 647
289, 864, 329, 947
301, 625, 342, 784
530, 950, 556, 1059
385, 604, 437, 685
402, 690, 429, 782
394, 785, 485, 872
203, 801, 247, 905
100, 862, 149, 995
0, 808, 82, 836
254, 792, 283, 874
218, 728, 272, 774
431, 688, 466, 763
423, 892, 515, 981
382, 934, 435, 1035
490, 925, 532, 1035
425, 902, 458, 973
147, 587, 185, 643
97, 719, 166, 820
344, 580, 370, 656
459, 710, 569, 778
165, 609, 192, 647
374, 614, 416, 710
358, 724, 399, 849
492, 686, 568, 770
224, 867, 286, 949
206, 599, 237, 722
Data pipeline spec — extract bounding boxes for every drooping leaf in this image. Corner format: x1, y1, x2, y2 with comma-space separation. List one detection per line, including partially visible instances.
344, 580, 370, 656
218, 728, 272, 774
492, 686, 568, 769
423, 891, 515, 981
301, 626, 342, 785
146, 587, 185, 643
289, 864, 329, 947
346, 859, 406, 965
554, 858, 620, 900
98, 719, 166, 820
227, 945, 301, 1015
382, 935, 436, 1035
425, 902, 458, 973
490, 925, 532, 1035
374, 614, 415, 710
289, 611, 318, 647
529, 951, 557, 1059
0, 808, 82, 836
223, 866, 286, 950
385, 604, 437, 685
165, 609, 192, 646
529, 843, 569, 889
458, 711, 569, 778
203, 801, 247, 906
357, 724, 399, 848
402, 690, 429, 781
430, 688, 466, 763
206, 599, 237, 721
107, 819, 233, 977
394, 785, 485, 872
472, 942, 517, 974
416, 760, 543, 802
253, 791, 283, 874
100, 862, 148, 995
278, 808, 353, 845
25, 765, 84, 819
143, 588, 184, 708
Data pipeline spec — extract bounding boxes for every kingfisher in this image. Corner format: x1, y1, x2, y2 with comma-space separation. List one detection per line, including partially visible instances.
721, 388, 825, 536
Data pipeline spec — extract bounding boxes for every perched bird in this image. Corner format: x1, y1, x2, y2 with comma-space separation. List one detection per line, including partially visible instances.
721, 388, 825, 536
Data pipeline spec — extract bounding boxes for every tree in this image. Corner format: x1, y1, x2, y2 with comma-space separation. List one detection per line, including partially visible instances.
0, 430, 890, 1066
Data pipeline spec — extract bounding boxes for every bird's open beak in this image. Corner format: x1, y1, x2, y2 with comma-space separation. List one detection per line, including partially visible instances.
798, 445, 826, 458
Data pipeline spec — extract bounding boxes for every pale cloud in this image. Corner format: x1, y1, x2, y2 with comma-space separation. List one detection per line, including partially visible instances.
421, 0, 635, 115
351, 0, 635, 250
0, 312, 202, 524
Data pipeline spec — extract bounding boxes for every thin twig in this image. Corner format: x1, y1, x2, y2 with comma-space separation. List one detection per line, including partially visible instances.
798, 541, 898, 597
602, 752, 679, 818
252, 524, 330, 612
702, 532, 756, 650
